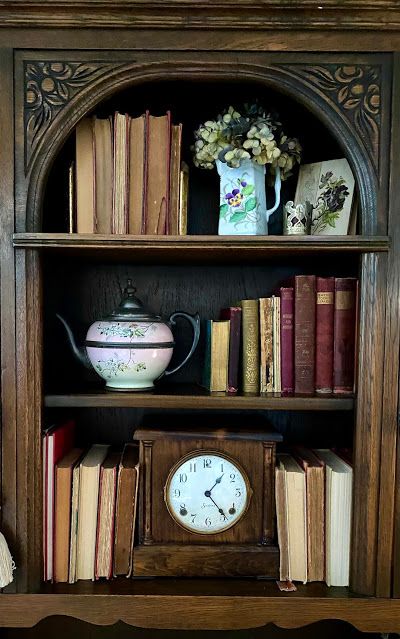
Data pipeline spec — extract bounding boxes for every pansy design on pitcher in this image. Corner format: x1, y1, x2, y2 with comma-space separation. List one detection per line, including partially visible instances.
219, 172, 259, 230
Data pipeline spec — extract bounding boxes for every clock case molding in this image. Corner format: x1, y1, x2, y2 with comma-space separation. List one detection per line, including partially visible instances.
0, 10, 400, 631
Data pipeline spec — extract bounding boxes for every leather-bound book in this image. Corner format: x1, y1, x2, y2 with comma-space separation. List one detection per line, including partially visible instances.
93, 116, 113, 234
241, 299, 260, 393
95, 450, 121, 580
144, 112, 171, 235
54, 448, 84, 583
315, 277, 335, 394
114, 444, 140, 577
280, 287, 294, 394
201, 320, 230, 392
333, 277, 358, 394
275, 465, 289, 581
292, 446, 325, 582
169, 123, 182, 235
128, 113, 147, 234
75, 118, 95, 233
260, 297, 274, 393
220, 307, 242, 393
294, 275, 316, 394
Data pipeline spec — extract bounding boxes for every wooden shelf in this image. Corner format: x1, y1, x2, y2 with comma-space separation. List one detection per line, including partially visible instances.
13, 233, 390, 263
44, 384, 354, 409
0, 580, 400, 631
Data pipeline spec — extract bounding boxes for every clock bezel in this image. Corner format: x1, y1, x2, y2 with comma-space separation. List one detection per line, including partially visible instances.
163, 448, 253, 535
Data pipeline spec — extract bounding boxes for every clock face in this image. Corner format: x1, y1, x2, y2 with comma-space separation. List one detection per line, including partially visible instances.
164, 450, 251, 534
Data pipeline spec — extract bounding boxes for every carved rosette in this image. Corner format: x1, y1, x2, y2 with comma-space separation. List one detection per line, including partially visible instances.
280, 64, 381, 174
24, 61, 116, 171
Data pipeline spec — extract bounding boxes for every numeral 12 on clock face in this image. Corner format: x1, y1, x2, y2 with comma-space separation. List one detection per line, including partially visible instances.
164, 451, 252, 534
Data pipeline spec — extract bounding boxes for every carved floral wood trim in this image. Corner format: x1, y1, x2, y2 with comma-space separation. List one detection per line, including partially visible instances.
24, 61, 119, 171
279, 64, 381, 175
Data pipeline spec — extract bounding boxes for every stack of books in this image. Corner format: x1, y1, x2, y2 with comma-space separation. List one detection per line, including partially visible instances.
43, 421, 139, 582
74, 111, 188, 235
202, 275, 358, 395
276, 447, 353, 586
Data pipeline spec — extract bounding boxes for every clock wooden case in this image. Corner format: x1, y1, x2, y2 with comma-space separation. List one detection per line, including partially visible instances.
133, 427, 282, 577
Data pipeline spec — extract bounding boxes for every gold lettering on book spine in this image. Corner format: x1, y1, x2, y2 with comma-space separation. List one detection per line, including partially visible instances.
317, 292, 334, 304
336, 290, 354, 310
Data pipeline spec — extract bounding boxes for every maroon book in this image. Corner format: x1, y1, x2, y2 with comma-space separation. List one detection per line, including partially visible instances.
220, 306, 242, 393
315, 277, 335, 394
280, 287, 294, 394
333, 277, 358, 394
294, 275, 316, 394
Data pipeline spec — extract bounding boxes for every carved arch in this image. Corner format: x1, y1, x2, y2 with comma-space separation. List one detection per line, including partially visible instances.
24, 59, 379, 234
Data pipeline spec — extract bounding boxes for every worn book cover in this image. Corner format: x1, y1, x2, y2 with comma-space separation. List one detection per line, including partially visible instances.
241, 299, 260, 393
294, 275, 316, 394
114, 444, 139, 576
316, 277, 335, 393
260, 297, 274, 393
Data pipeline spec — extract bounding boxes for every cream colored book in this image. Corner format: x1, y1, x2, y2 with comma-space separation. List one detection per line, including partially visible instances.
75, 118, 95, 233
76, 444, 109, 581
260, 297, 274, 393
273, 295, 281, 393
278, 453, 307, 584
210, 320, 230, 392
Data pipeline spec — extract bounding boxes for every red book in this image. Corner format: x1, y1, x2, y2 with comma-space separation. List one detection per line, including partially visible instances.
220, 306, 242, 393
280, 287, 294, 394
294, 275, 316, 394
43, 420, 75, 582
315, 277, 335, 394
333, 277, 358, 394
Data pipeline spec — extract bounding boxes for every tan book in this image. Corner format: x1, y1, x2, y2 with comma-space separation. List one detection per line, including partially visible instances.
178, 161, 189, 235
54, 448, 84, 583
145, 112, 171, 235
210, 320, 230, 392
275, 465, 290, 581
169, 123, 182, 235
95, 450, 120, 580
260, 297, 274, 393
75, 117, 95, 233
93, 116, 113, 234
112, 112, 129, 234
128, 113, 146, 234
68, 459, 81, 583
278, 453, 307, 584
292, 446, 325, 582
76, 444, 109, 581
114, 443, 139, 576
241, 299, 260, 393
273, 295, 281, 393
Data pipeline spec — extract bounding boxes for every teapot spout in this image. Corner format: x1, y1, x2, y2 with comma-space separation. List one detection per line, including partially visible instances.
56, 313, 92, 369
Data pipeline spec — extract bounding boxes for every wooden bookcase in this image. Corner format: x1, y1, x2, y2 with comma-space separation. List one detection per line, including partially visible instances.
1, 1, 400, 633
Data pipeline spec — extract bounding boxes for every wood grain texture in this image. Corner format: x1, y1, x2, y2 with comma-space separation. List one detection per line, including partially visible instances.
15, 250, 43, 592
0, 47, 17, 594
383, 53, 400, 599
3, 1, 400, 32
1, 589, 400, 631
351, 252, 387, 596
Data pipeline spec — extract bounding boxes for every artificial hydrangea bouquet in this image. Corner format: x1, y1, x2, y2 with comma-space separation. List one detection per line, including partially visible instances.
192, 103, 302, 180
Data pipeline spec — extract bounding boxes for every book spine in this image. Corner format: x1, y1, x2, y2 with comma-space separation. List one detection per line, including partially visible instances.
273, 296, 281, 393
280, 287, 294, 394
201, 320, 212, 390
315, 277, 335, 394
241, 300, 260, 393
220, 308, 242, 393
294, 275, 316, 394
260, 298, 273, 393
333, 277, 358, 394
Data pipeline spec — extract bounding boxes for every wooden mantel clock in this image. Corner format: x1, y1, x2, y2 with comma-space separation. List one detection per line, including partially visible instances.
133, 427, 282, 577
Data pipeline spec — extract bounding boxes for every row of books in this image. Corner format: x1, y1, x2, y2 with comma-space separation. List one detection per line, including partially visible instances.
202, 275, 358, 395
276, 447, 353, 587
75, 111, 188, 235
43, 421, 139, 582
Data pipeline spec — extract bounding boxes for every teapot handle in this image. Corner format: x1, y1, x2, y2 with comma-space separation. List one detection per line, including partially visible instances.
164, 311, 201, 377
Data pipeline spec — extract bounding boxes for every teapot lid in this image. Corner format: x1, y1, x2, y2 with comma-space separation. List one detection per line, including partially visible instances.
104, 280, 162, 322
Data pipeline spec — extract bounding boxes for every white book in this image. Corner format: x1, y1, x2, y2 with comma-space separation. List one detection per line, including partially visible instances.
314, 449, 353, 587
278, 454, 307, 583
76, 444, 109, 581
273, 296, 281, 393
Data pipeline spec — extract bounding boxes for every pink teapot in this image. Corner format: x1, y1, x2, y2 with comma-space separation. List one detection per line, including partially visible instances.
57, 280, 200, 391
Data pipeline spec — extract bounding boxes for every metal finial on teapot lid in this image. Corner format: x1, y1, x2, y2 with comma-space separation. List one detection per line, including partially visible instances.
104, 280, 162, 322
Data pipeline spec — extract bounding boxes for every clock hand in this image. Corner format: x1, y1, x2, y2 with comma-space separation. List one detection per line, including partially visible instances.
205, 494, 227, 518
205, 474, 224, 496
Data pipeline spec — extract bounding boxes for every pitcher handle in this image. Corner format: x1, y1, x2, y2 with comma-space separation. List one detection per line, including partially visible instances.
164, 312, 201, 377
265, 166, 281, 222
